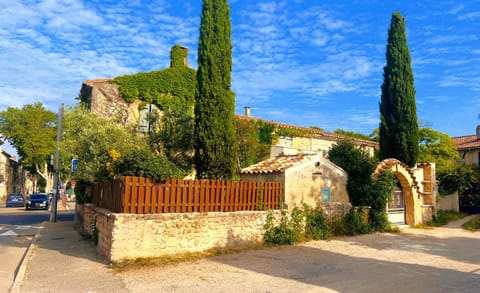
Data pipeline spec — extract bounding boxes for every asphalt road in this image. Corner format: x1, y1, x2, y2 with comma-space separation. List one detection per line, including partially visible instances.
0, 206, 74, 292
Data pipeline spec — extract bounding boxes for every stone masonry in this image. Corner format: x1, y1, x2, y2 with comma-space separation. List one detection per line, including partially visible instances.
78, 203, 279, 263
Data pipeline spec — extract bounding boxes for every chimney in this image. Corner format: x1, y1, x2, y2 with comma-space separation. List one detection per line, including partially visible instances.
181, 46, 188, 66
244, 106, 251, 117
477, 125, 480, 139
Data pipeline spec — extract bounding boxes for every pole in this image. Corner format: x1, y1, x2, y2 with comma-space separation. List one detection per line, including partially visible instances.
50, 104, 63, 223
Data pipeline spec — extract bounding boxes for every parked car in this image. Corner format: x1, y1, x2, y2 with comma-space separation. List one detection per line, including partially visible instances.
25, 193, 50, 210
6, 193, 25, 208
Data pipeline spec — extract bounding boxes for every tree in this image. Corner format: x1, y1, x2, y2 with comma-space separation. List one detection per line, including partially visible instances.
418, 128, 459, 172
154, 98, 195, 169
0, 102, 57, 191
379, 11, 419, 167
328, 140, 376, 206
328, 140, 396, 231
234, 118, 270, 168
194, 0, 237, 179
62, 106, 187, 184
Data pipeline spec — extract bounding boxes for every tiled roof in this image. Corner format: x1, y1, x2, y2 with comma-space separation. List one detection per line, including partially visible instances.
235, 114, 378, 148
452, 135, 480, 150
241, 154, 317, 174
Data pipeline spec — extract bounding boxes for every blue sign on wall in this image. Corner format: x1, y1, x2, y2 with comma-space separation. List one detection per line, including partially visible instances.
322, 187, 331, 202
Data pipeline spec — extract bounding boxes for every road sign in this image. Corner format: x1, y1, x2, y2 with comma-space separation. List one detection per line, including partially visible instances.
71, 159, 78, 172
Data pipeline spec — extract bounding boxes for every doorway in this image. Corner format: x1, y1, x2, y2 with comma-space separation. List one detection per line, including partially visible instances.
387, 182, 405, 224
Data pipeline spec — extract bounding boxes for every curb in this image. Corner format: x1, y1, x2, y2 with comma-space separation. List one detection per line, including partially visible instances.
9, 222, 46, 293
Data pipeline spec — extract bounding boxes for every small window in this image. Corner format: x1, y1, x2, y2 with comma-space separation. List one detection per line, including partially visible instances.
139, 104, 159, 133
322, 187, 331, 202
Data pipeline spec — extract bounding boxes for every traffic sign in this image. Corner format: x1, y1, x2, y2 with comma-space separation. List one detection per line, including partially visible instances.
71, 159, 78, 172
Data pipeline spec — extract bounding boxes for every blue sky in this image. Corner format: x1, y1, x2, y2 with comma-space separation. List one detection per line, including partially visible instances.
1, 0, 479, 156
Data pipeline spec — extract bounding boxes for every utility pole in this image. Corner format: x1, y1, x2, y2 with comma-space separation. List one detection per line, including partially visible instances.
50, 104, 63, 223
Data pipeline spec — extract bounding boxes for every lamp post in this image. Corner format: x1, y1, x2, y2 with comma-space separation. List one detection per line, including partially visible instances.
50, 105, 63, 223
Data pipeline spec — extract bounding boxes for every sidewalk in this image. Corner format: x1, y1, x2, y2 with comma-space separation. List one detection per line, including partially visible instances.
11, 221, 127, 293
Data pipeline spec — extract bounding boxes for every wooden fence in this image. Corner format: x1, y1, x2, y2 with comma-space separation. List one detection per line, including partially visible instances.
92, 176, 284, 214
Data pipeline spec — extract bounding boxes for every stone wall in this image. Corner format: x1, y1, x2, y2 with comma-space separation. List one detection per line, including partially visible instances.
319, 202, 352, 219
285, 156, 349, 210
80, 79, 143, 127
421, 205, 434, 224
438, 191, 459, 212
78, 204, 278, 263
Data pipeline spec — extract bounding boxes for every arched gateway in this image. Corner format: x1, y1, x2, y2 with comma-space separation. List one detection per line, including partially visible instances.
374, 159, 436, 226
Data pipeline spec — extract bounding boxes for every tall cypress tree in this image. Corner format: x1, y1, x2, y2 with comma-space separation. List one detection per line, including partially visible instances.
379, 11, 419, 167
194, 0, 237, 179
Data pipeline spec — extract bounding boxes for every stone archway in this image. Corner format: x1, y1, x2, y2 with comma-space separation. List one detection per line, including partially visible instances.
374, 158, 423, 226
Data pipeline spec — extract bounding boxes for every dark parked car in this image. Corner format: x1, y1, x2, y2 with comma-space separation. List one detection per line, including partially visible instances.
25, 193, 50, 210
6, 193, 25, 207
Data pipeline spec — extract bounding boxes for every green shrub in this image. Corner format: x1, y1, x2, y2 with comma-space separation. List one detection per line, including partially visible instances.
74, 180, 91, 204
304, 205, 331, 240
343, 208, 370, 236
462, 215, 480, 231
111, 148, 187, 180
427, 210, 466, 226
263, 210, 300, 246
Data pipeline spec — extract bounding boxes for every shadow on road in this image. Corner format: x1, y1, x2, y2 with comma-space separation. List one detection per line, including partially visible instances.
211, 239, 479, 292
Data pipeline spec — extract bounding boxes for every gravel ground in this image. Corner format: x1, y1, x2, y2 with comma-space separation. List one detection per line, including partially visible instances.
118, 216, 480, 293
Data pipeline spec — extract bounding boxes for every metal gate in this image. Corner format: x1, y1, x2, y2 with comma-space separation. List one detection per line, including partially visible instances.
387, 186, 405, 224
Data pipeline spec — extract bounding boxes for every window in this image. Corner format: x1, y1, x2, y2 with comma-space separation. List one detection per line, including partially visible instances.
139, 104, 159, 133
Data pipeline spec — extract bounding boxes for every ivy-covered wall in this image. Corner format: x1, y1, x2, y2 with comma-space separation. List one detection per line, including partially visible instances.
112, 44, 196, 112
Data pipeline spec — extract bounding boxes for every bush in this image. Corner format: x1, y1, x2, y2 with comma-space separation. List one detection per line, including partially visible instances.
74, 180, 91, 204
263, 210, 300, 245
343, 208, 370, 236
462, 215, 480, 231
111, 148, 187, 180
427, 210, 466, 227
304, 205, 331, 240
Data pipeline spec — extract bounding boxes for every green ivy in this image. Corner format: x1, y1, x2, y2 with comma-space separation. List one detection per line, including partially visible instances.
276, 127, 311, 138
113, 66, 196, 108
170, 44, 188, 68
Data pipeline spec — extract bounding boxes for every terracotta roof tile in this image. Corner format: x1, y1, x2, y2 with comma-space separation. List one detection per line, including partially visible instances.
452, 135, 480, 150
241, 154, 317, 174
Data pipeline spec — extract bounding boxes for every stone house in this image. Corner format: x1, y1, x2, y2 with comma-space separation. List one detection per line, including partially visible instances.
238, 107, 378, 159
241, 153, 350, 217
79, 46, 434, 225
451, 125, 480, 167
0, 141, 31, 200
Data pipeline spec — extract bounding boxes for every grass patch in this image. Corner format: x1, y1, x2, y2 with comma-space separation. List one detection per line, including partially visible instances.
414, 223, 435, 230
426, 210, 466, 227
387, 225, 401, 233
462, 215, 480, 232
110, 242, 265, 272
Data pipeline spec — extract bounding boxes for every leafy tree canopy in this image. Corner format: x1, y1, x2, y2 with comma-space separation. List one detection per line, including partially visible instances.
62, 106, 187, 184
328, 140, 396, 231
418, 128, 459, 172
437, 163, 480, 196
234, 119, 271, 168
0, 102, 56, 172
